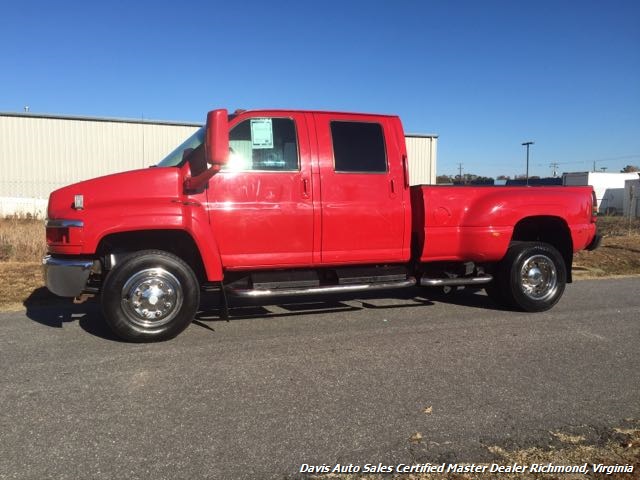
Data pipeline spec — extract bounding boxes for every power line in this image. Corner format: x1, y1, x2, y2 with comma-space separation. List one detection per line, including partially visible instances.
586, 154, 640, 163
548, 154, 640, 167
462, 153, 640, 169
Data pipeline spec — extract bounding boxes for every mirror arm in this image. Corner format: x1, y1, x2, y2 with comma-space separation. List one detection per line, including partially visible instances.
184, 164, 222, 192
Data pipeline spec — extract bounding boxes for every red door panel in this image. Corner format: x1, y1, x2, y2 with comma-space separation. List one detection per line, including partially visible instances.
314, 113, 408, 264
208, 112, 314, 269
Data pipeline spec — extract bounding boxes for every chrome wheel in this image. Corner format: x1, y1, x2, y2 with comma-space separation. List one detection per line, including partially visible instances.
121, 268, 183, 328
520, 254, 557, 301
491, 242, 566, 312
102, 250, 199, 342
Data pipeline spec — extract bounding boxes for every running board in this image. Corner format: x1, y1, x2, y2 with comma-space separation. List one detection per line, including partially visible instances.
226, 277, 417, 298
420, 275, 493, 287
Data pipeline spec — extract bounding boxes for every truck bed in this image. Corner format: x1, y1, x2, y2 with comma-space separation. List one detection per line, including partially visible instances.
410, 185, 596, 263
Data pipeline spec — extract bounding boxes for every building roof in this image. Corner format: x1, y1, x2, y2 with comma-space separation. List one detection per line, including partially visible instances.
0, 111, 201, 127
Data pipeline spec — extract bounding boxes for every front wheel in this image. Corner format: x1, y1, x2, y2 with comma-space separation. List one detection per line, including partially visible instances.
487, 242, 566, 312
101, 250, 200, 342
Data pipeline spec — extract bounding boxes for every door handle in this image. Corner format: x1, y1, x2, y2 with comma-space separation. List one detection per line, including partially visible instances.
390, 178, 396, 195
302, 178, 310, 198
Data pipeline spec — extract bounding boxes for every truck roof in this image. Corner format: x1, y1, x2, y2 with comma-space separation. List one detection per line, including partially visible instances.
230, 108, 400, 118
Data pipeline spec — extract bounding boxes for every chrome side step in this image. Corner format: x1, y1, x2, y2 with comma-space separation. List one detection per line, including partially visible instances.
420, 275, 493, 287
226, 277, 417, 298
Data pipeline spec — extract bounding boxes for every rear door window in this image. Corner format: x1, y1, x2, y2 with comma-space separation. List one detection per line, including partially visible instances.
331, 121, 387, 173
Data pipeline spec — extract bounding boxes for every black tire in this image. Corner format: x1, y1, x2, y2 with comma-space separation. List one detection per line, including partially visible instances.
101, 250, 200, 342
486, 242, 566, 312
484, 279, 509, 307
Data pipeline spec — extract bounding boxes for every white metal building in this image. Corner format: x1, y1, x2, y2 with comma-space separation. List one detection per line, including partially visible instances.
405, 133, 438, 186
0, 112, 438, 217
563, 171, 640, 214
0, 112, 200, 217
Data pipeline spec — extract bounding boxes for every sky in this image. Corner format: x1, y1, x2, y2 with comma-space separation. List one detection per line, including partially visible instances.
1, 0, 639, 178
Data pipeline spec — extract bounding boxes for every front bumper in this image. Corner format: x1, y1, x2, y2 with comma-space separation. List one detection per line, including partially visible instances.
42, 255, 98, 297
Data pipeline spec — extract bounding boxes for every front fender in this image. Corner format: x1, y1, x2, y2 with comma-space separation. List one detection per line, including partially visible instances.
86, 201, 223, 282
181, 202, 223, 281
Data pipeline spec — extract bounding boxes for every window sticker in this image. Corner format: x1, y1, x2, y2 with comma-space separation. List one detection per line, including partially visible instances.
250, 118, 274, 149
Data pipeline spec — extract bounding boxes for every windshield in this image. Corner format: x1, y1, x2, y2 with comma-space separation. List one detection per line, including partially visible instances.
156, 127, 205, 167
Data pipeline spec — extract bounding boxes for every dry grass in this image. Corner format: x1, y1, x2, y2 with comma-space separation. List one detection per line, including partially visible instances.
0, 219, 51, 309
483, 422, 640, 479
0, 217, 46, 262
574, 235, 640, 277
306, 422, 640, 480
0, 262, 47, 310
597, 216, 640, 237
574, 215, 640, 277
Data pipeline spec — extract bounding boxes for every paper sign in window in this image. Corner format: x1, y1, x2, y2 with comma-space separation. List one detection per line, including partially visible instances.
250, 118, 273, 149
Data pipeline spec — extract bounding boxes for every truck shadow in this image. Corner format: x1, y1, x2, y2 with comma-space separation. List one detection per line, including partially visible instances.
23, 286, 504, 341
197, 288, 436, 323
23, 287, 120, 341
422, 286, 509, 311
196, 286, 504, 323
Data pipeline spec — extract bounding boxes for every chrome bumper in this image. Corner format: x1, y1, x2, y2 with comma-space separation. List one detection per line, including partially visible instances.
42, 255, 98, 297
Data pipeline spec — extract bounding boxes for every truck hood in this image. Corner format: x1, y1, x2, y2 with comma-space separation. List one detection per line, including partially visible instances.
47, 167, 183, 220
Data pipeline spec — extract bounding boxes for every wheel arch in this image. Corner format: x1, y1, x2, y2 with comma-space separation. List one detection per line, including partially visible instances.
511, 216, 574, 283
96, 229, 209, 283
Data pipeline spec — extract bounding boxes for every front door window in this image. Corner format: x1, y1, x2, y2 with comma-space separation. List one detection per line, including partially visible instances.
225, 118, 299, 172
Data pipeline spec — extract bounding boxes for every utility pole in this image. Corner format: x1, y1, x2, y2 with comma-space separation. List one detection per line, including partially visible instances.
550, 162, 559, 177
457, 163, 463, 183
522, 141, 534, 186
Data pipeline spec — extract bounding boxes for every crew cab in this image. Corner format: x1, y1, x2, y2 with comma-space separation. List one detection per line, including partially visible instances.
43, 109, 601, 341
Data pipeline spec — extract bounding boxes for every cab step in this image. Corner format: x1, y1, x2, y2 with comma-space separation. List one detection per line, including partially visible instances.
226, 276, 417, 298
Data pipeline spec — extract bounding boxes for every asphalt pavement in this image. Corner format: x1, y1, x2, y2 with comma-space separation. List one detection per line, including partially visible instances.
1, 278, 639, 479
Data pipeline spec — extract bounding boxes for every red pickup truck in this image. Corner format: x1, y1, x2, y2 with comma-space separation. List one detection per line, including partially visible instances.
43, 109, 601, 341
